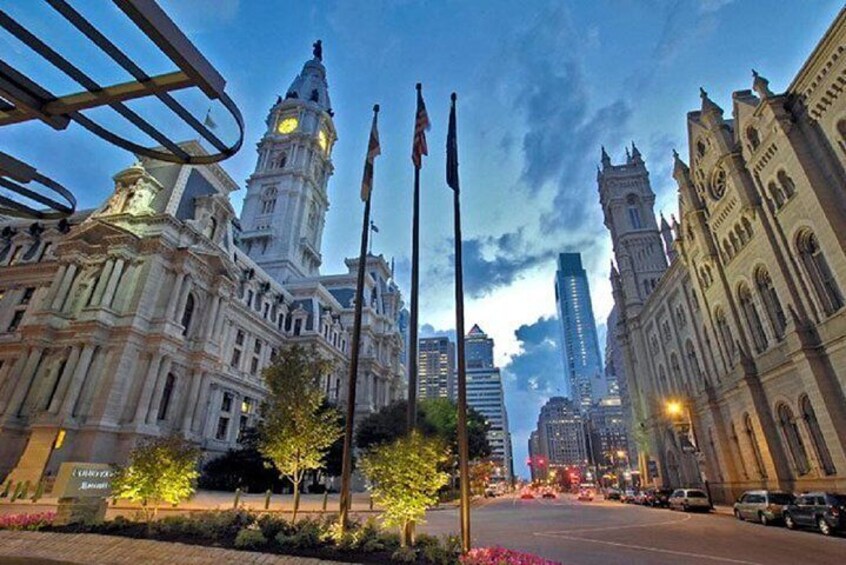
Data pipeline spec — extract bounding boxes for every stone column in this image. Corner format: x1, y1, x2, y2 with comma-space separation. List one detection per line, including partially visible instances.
192, 374, 212, 434
213, 300, 230, 344
181, 370, 204, 435
5, 348, 45, 420
51, 264, 77, 311
164, 271, 186, 320
57, 345, 96, 419
112, 261, 140, 312
227, 392, 242, 445
100, 258, 125, 309
203, 295, 221, 341
0, 354, 31, 417
90, 259, 115, 307
146, 356, 173, 425
47, 345, 82, 414
43, 264, 67, 308
131, 353, 163, 424
174, 278, 193, 324
202, 384, 222, 439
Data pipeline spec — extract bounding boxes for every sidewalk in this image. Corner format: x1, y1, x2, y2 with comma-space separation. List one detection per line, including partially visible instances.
0, 530, 349, 565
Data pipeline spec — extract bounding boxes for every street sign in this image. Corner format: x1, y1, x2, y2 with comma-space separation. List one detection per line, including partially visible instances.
53, 462, 115, 498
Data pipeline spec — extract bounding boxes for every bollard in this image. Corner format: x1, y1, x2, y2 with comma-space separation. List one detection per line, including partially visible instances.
264, 489, 271, 510
322, 491, 328, 512
10, 482, 22, 502
233, 488, 241, 509
31, 479, 45, 503
369, 495, 374, 511
0, 480, 11, 498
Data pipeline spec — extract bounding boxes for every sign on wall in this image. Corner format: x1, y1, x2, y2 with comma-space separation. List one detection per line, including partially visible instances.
53, 462, 115, 498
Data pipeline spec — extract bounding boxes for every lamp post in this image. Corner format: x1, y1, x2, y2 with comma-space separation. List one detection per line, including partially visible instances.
665, 399, 712, 505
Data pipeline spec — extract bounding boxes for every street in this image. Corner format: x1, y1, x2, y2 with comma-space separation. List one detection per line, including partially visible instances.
422, 494, 846, 564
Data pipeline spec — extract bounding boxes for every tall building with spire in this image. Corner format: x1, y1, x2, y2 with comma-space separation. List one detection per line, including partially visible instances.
239, 46, 336, 283
554, 253, 607, 410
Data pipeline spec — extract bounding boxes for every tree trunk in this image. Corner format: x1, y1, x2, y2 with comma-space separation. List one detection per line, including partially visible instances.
292, 476, 301, 522
402, 520, 415, 547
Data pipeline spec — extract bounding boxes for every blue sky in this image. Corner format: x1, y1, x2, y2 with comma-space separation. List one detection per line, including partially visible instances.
2, 0, 842, 477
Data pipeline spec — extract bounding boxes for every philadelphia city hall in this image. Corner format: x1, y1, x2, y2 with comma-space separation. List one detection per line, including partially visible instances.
0, 48, 407, 486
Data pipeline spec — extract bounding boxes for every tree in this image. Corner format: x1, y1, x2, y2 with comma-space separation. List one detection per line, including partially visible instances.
198, 428, 288, 493
360, 431, 450, 546
355, 399, 491, 461
257, 345, 342, 521
111, 435, 200, 522
468, 460, 497, 496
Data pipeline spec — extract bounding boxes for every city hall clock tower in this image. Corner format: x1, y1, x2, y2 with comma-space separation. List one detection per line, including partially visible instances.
239, 41, 336, 283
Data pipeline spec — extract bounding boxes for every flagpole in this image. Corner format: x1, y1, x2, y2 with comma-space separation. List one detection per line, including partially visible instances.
449, 92, 472, 554
339, 104, 379, 529
407, 83, 423, 430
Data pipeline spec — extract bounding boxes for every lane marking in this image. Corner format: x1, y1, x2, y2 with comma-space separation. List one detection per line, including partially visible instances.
536, 513, 692, 535
532, 532, 764, 565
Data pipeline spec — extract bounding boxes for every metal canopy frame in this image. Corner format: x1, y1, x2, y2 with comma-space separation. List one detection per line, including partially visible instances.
0, 0, 245, 218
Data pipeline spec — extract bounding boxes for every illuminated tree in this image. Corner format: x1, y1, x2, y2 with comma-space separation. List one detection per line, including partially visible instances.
111, 435, 200, 522
469, 460, 497, 496
258, 345, 342, 521
360, 431, 450, 546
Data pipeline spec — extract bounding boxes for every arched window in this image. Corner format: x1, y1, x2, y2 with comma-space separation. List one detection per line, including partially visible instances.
729, 232, 740, 254
837, 119, 846, 154
799, 395, 836, 475
797, 230, 844, 315
768, 181, 785, 209
755, 268, 786, 340
157, 373, 176, 421
685, 340, 702, 382
736, 224, 748, 245
274, 152, 287, 169
657, 365, 668, 397
746, 126, 760, 150
777, 171, 795, 198
670, 353, 683, 391
714, 307, 735, 364
261, 186, 277, 215
731, 422, 749, 480
744, 413, 767, 478
738, 284, 768, 353
777, 403, 810, 476
742, 217, 753, 240
181, 294, 195, 337
626, 194, 643, 229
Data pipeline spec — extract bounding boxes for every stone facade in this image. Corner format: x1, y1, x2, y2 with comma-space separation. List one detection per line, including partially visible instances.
0, 52, 406, 486
601, 9, 846, 503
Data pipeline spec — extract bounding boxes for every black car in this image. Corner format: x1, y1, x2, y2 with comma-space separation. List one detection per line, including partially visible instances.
783, 492, 846, 536
646, 488, 674, 508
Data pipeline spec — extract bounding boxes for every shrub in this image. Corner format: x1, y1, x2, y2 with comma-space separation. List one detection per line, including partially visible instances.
275, 517, 323, 550
235, 527, 268, 549
0, 511, 56, 531
416, 534, 459, 564
256, 513, 290, 540
460, 547, 561, 565
391, 546, 418, 563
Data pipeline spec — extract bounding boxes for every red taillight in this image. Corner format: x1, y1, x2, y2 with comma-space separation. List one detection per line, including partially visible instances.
831, 506, 840, 516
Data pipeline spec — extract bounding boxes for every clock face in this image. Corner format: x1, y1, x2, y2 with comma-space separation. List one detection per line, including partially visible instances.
277, 117, 298, 134
318, 129, 329, 153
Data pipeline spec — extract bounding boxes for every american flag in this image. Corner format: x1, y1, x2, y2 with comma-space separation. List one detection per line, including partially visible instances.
446, 93, 459, 192
360, 106, 381, 201
412, 83, 430, 169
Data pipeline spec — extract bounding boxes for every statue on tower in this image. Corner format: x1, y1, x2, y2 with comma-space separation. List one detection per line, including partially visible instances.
312, 40, 323, 62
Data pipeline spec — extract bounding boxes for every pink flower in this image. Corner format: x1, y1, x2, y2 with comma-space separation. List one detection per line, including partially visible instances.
0, 511, 56, 531
460, 546, 562, 565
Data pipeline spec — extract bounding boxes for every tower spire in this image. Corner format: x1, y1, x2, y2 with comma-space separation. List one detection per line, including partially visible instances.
631, 141, 642, 163
752, 69, 773, 99
601, 146, 612, 168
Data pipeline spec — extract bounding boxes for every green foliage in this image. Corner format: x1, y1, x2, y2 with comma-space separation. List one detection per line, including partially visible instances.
111, 435, 200, 522
258, 345, 343, 520
274, 517, 322, 549
234, 527, 268, 549
355, 399, 491, 461
199, 428, 288, 492
391, 546, 418, 563
417, 533, 460, 565
256, 513, 290, 540
360, 431, 450, 544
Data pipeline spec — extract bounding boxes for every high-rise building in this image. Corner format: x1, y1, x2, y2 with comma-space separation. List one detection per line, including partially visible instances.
465, 323, 494, 368
535, 396, 587, 469
528, 430, 543, 481
554, 253, 606, 410
418, 337, 455, 400
462, 325, 513, 483
586, 397, 630, 469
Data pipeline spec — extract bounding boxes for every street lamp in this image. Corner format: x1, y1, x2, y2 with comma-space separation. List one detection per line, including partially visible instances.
664, 398, 713, 506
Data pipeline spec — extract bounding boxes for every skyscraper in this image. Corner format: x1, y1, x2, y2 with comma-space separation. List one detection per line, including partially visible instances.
535, 396, 587, 468
418, 337, 455, 400
554, 253, 606, 410
462, 325, 513, 483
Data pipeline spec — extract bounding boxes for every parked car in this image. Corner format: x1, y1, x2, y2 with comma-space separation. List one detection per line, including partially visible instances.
604, 489, 621, 501
542, 490, 557, 499
621, 489, 637, 503
733, 490, 795, 525
633, 491, 649, 505
645, 488, 674, 508
668, 488, 711, 512
520, 490, 535, 500
783, 492, 846, 536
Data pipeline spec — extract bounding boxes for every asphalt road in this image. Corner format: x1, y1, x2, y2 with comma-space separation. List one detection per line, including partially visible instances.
421, 494, 846, 564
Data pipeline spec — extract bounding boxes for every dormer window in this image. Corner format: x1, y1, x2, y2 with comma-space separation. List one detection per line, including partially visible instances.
746, 126, 760, 150
697, 139, 707, 158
